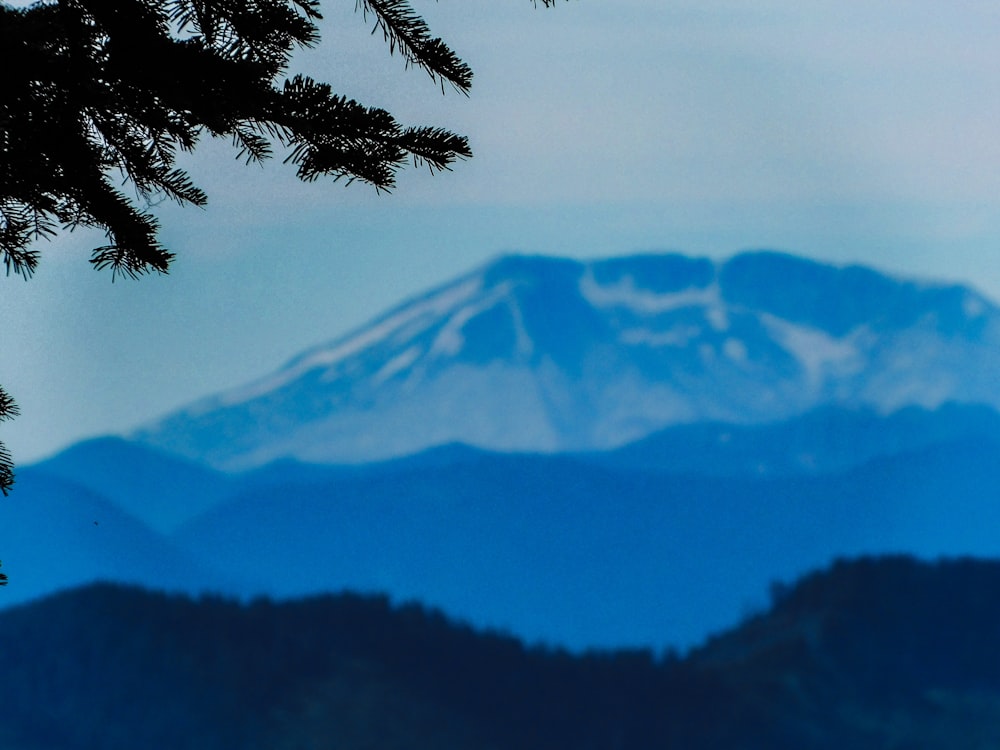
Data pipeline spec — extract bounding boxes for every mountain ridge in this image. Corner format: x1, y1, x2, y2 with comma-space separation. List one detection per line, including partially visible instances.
131, 250, 1000, 470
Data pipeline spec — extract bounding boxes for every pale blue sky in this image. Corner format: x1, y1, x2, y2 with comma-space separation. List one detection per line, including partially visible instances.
5, 0, 1000, 462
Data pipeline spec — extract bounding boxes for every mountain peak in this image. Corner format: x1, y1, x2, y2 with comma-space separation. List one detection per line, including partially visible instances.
133, 251, 1000, 470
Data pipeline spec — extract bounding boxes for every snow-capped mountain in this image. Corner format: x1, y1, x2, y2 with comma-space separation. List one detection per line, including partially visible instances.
134, 251, 1000, 470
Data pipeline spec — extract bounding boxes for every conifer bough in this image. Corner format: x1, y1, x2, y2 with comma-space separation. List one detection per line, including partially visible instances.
0, 0, 565, 495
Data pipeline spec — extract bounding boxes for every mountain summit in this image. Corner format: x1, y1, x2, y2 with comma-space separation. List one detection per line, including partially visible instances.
134, 251, 1000, 470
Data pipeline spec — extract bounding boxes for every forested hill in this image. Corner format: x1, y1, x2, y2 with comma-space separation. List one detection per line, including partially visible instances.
3, 556, 1000, 750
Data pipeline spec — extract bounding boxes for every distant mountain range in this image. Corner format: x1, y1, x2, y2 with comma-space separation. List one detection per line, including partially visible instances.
6, 400, 1000, 649
131, 251, 1000, 470
7, 250, 1000, 651
2, 556, 1000, 750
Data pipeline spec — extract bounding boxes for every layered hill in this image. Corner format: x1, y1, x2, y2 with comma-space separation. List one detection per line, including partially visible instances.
1, 556, 999, 750
131, 251, 1000, 470
0, 468, 225, 606
12, 402, 1000, 649
31, 436, 236, 533
165, 429, 1000, 649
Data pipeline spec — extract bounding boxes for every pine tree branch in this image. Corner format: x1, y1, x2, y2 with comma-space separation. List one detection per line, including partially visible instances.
0, 201, 46, 278
0, 386, 18, 497
356, 0, 473, 93
399, 126, 473, 172
0, 0, 566, 280
275, 75, 470, 189
0, 388, 19, 423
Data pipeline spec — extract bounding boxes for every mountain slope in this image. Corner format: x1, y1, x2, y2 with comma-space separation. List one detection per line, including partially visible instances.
132, 251, 1000, 470
587, 401, 1000, 477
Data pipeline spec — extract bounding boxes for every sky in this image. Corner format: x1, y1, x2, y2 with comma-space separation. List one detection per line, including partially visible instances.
5, 0, 1000, 462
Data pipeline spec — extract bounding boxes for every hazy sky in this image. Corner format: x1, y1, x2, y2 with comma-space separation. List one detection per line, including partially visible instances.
5, 0, 1000, 462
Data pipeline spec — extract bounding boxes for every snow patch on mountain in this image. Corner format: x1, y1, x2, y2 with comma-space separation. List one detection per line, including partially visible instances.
706, 305, 730, 332
430, 281, 514, 358
620, 325, 702, 348
722, 338, 748, 364
761, 314, 866, 387
373, 346, 422, 386
580, 269, 720, 313
216, 276, 483, 409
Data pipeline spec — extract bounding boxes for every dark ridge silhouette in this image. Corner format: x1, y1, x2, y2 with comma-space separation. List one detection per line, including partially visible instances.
2, 556, 1000, 749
